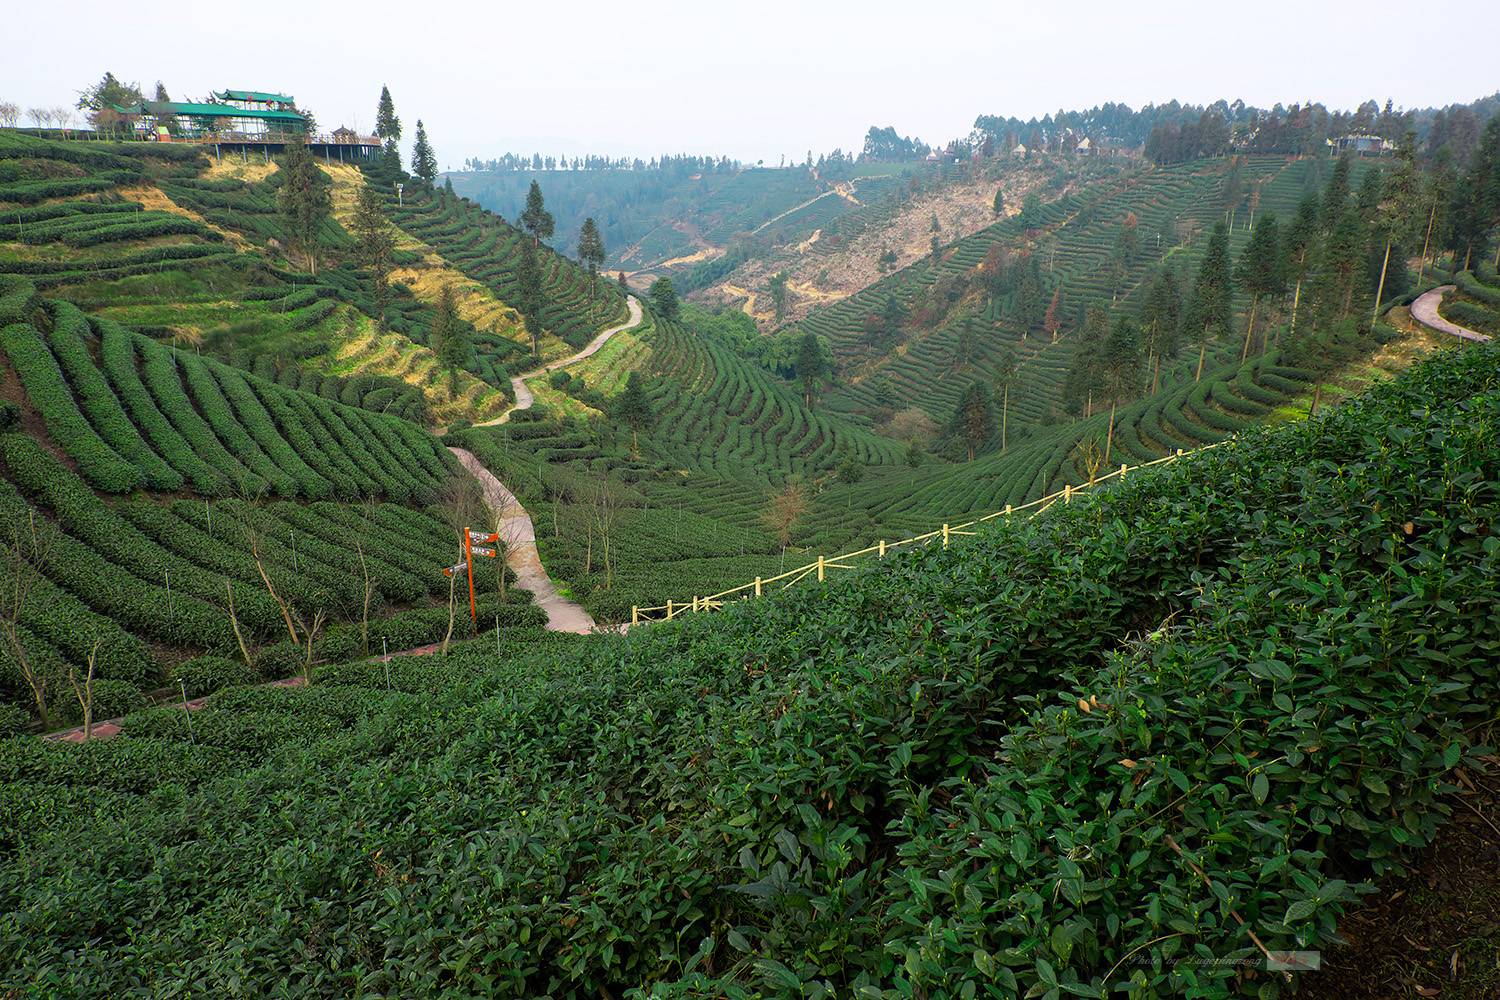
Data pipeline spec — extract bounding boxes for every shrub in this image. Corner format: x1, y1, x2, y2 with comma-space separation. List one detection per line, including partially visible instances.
171, 656, 261, 699
1, 320, 143, 492
291, 340, 328, 359
252, 641, 305, 681
55, 679, 144, 727
0, 703, 29, 737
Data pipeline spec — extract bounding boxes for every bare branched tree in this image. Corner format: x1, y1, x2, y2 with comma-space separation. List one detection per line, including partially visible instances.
224, 579, 254, 666
235, 500, 299, 645
67, 638, 103, 741
761, 477, 809, 552
293, 602, 330, 680
580, 472, 633, 591
1, 510, 57, 728
355, 498, 379, 656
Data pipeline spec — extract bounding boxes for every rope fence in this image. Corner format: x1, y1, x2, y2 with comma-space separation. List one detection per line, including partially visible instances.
630, 445, 1221, 625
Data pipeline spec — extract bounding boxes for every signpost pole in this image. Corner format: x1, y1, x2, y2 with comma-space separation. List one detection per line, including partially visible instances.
464, 526, 477, 628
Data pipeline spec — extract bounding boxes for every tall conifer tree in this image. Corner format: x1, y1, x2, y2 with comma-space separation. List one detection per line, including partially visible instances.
351, 186, 397, 326
276, 134, 332, 275
1235, 211, 1284, 359
993, 348, 1018, 452
796, 331, 824, 408
410, 120, 437, 183
375, 85, 401, 172
1180, 221, 1234, 380
613, 371, 654, 455
516, 241, 544, 355
521, 180, 555, 246
577, 218, 606, 298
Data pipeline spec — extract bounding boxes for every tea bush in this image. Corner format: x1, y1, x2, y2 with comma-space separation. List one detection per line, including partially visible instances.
171, 656, 263, 699
0, 337, 1493, 996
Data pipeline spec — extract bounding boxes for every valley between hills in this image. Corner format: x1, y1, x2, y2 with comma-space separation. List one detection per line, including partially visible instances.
1, 85, 1498, 997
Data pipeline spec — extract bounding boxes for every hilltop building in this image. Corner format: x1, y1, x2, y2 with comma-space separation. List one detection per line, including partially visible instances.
111, 88, 378, 162
1329, 133, 1392, 155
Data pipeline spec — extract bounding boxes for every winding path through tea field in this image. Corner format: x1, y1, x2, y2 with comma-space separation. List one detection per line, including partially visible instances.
1410, 285, 1491, 343
478, 295, 644, 426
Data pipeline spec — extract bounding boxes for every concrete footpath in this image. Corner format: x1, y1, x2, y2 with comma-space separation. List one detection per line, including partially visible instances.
448, 446, 596, 633
476, 295, 643, 427
1409, 285, 1491, 343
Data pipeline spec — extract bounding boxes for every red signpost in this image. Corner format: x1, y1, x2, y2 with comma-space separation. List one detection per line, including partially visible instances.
460, 527, 499, 627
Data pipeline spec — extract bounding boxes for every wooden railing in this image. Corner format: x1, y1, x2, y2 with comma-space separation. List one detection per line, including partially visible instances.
190, 131, 379, 146
629, 445, 1221, 625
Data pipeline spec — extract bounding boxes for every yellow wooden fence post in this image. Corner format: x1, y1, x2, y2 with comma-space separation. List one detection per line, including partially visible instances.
666, 599, 673, 619
817, 556, 825, 582
943, 524, 950, 548
632, 606, 638, 625
1064, 484, 1072, 504
755, 577, 762, 596
1120, 463, 1127, 481
1005, 504, 1012, 517
879, 540, 886, 560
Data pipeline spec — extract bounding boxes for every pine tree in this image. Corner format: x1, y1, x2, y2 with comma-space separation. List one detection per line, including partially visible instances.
516, 241, 544, 355
1479, 115, 1500, 267
613, 371, 654, 455
410, 120, 437, 184
1016, 257, 1044, 337
904, 438, 924, 468
951, 382, 993, 462
835, 447, 865, 507
521, 180, 554, 246
1319, 210, 1366, 320
375, 85, 401, 144
1370, 131, 1424, 324
375, 86, 401, 173
1235, 211, 1284, 359
992, 187, 1005, 216
433, 285, 471, 397
650, 277, 679, 324
577, 217, 606, 298
1043, 289, 1062, 342
993, 348, 1018, 451
1063, 302, 1109, 416
75, 72, 143, 136
1355, 166, 1384, 219
1138, 268, 1181, 393
796, 331, 824, 407
276, 134, 332, 276
768, 271, 790, 324
351, 185, 397, 326
955, 315, 976, 366
1100, 317, 1142, 463
1281, 193, 1320, 333
1180, 221, 1234, 380
1321, 153, 1352, 233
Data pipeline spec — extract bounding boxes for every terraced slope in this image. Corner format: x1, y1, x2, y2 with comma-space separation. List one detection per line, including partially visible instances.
0, 284, 543, 731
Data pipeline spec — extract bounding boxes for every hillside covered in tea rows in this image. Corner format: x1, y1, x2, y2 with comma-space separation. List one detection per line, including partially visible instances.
1, 317, 1495, 999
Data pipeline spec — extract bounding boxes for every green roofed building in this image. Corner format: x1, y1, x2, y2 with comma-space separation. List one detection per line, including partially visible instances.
114, 98, 307, 140
108, 88, 377, 160
212, 90, 298, 109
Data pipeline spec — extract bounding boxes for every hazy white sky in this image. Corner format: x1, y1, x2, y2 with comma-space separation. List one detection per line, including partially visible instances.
5, 0, 1495, 168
